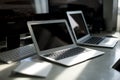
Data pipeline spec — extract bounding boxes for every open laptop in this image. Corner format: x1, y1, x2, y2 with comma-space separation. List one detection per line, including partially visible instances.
66, 10, 118, 48
27, 19, 104, 66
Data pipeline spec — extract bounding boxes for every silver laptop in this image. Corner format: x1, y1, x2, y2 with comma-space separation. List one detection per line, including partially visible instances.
27, 19, 104, 66
66, 11, 118, 48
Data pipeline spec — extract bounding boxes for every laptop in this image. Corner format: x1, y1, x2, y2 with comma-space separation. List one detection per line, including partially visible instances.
66, 10, 118, 48
27, 19, 104, 66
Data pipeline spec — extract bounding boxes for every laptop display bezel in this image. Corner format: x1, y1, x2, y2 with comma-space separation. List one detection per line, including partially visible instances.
27, 19, 77, 56
66, 11, 91, 43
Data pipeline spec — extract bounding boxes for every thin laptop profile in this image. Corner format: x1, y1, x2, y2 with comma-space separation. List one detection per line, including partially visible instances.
27, 19, 104, 66
66, 10, 118, 48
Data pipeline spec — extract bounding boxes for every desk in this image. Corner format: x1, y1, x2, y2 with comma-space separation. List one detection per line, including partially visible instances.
0, 41, 120, 80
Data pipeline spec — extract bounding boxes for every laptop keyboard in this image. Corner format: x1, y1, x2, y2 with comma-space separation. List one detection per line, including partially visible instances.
84, 37, 104, 44
0, 44, 36, 63
44, 47, 85, 60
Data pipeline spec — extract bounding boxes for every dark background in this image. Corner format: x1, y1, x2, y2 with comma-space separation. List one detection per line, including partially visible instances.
0, 0, 104, 50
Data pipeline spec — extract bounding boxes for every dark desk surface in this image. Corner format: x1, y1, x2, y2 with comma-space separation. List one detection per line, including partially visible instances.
0, 36, 120, 80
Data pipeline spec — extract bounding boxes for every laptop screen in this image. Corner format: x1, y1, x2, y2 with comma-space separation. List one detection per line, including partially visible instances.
68, 13, 89, 39
31, 22, 73, 51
